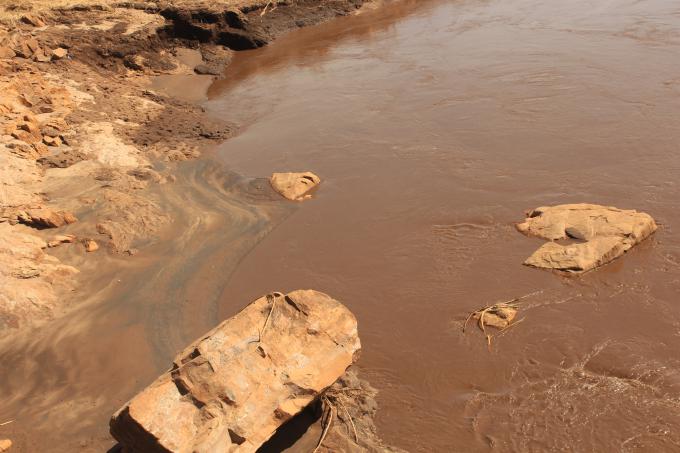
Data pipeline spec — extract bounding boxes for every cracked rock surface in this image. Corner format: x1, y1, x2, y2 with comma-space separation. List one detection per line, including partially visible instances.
110, 289, 360, 453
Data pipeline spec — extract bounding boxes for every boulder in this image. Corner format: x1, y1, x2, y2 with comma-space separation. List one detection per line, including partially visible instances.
110, 290, 360, 453
270, 172, 321, 201
516, 203, 657, 273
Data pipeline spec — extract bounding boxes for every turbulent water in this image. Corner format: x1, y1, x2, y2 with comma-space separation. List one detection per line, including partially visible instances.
207, 1, 680, 451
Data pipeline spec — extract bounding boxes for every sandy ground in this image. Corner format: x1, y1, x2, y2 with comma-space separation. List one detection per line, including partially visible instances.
0, 0, 398, 451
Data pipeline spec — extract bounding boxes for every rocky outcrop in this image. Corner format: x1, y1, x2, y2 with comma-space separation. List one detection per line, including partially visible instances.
17, 208, 77, 228
110, 290, 361, 453
0, 223, 78, 330
270, 172, 321, 201
516, 203, 657, 273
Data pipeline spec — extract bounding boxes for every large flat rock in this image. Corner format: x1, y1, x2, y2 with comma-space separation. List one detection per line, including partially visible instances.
110, 290, 360, 453
516, 203, 657, 273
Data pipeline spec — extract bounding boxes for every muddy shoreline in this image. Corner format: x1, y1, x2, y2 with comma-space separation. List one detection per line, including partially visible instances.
0, 1, 395, 451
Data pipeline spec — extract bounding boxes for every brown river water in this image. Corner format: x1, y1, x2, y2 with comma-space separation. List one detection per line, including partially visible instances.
208, 0, 680, 451
2, 0, 680, 452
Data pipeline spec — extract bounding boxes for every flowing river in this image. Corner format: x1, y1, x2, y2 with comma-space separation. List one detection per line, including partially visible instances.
208, 0, 680, 451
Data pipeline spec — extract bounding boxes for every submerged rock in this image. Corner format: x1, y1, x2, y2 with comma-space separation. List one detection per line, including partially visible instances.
516, 203, 657, 273
110, 290, 360, 453
270, 172, 321, 201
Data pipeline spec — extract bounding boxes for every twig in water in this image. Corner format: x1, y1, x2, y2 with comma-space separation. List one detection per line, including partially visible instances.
0, 420, 13, 426
464, 290, 542, 349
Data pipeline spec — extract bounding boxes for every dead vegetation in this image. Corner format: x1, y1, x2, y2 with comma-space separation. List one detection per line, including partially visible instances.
463, 291, 542, 349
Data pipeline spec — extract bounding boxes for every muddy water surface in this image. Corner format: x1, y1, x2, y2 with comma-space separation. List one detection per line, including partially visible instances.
208, 0, 680, 451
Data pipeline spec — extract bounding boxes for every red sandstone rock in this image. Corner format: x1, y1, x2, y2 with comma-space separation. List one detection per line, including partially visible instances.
110, 290, 360, 453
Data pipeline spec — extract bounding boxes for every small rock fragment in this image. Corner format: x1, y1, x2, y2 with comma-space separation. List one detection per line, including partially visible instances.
47, 234, 76, 248
123, 54, 145, 71
34, 49, 51, 63
473, 304, 517, 329
42, 135, 60, 147
0, 438, 11, 452
83, 239, 99, 252
194, 64, 220, 75
51, 48, 68, 60
21, 14, 46, 27
270, 172, 321, 201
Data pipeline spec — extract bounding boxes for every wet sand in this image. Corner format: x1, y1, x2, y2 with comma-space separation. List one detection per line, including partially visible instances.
209, 0, 680, 451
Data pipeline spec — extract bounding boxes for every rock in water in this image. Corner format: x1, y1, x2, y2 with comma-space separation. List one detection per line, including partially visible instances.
83, 239, 99, 252
270, 172, 320, 201
0, 439, 11, 452
516, 203, 657, 273
110, 290, 361, 453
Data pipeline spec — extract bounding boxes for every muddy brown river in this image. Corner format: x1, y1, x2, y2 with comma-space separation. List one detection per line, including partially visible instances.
3, 0, 680, 452
209, 0, 680, 451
